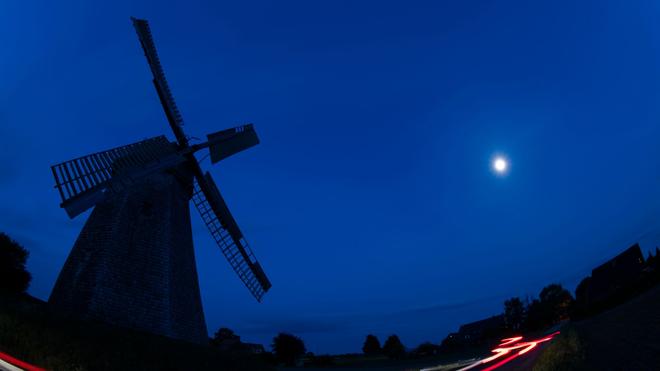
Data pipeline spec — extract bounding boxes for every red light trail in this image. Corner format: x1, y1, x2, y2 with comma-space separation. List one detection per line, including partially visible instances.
455, 331, 561, 371
0, 350, 46, 371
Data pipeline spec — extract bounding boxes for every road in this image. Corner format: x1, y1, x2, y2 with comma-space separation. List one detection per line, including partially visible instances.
484, 339, 549, 371
420, 331, 560, 371
0, 351, 45, 371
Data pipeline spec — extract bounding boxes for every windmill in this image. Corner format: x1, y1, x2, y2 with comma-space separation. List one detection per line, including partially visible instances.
48, 18, 271, 344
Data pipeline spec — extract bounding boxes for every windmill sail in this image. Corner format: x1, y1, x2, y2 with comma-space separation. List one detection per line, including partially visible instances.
48, 17, 271, 346
132, 17, 272, 302
51, 136, 183, 218
191, 173, 271, 301
131, 17, 189, 147
207, 124, 260, 164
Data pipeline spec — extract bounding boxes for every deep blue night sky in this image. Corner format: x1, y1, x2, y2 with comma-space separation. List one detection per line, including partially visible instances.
3, 0, 660, 354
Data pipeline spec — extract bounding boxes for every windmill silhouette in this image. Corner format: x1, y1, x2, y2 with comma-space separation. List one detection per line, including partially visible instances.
48, 18, 271, 343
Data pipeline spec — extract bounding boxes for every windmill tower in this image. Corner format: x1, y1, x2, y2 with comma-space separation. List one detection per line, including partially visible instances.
48, 18, 271, 344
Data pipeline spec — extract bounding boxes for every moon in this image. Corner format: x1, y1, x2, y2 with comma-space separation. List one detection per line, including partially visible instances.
493, 156, 508, 174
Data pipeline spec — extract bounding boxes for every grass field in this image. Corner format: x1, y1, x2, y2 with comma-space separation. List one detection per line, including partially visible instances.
532, 328, 585, 371
0, 292, 273, 371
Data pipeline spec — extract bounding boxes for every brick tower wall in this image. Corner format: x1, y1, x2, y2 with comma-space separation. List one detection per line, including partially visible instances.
49, 167, 208, 344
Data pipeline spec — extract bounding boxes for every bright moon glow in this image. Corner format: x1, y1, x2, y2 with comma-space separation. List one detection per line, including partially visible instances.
493, 157, 508, 173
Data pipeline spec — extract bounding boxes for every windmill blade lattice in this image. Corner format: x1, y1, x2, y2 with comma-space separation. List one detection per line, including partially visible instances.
51, 136, 181, 218
132, 17, 188, 146
191, 175, 271, 301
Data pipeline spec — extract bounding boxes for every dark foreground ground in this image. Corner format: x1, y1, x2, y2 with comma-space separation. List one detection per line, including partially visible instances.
532, 283, 660, 371
570, 283, 660, 370
279, 348, 486, 371
3, 283, 658, 371
311, 282, 660, 371
0, 292, 272, 371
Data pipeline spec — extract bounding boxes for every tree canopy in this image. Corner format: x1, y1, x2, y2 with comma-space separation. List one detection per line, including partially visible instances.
272, 333, 306, 366
504, 297, 524, 330
210, 327, 240, 348
382, 334, 405, 359
525, 283, 574, 330
0, 232, 31, 293
539, 283, 574, 322
362, 334, 381, 355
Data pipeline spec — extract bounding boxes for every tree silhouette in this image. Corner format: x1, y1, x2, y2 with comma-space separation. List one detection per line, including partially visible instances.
574, 277, 592, 317
362, 334, 381, 355
539, 283, 574, 322
524, 299, 549, 330
525, 284, 574, 330
210, 327, 240, 348
382, 334, 405, 359
504, 297, 524, 331
0, 233, 31, 293
272, 333, 306, 366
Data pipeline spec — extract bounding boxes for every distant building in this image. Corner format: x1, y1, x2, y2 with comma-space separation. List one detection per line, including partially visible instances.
413, 342, 442, 356
455, 314, 505, 344
441, 332, 460, 348
211, 331, 265, 355
213, 335, 241, 353
587, 243, 645, 305
242, 343, 266, 354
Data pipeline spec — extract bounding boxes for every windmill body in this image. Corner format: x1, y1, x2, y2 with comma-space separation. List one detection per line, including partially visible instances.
50, 164, 208, 342
48, 19, 271, 344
